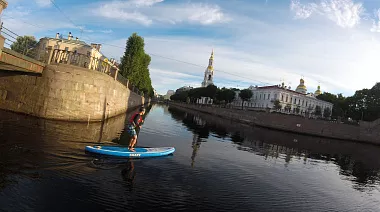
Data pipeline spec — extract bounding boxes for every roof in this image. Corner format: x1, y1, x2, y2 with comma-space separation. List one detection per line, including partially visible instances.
251, 85, 333, 105
41, 37, 90, 47
255, 85, 305, 95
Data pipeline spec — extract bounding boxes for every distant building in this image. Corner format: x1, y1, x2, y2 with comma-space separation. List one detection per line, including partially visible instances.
201, 49, 214, 87
177, 86, 193, 93
165, 90, 175, 100
153, 89, 159, 98
232, 78, 333, 117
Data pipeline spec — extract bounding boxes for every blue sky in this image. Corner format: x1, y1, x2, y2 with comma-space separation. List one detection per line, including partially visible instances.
3, 0, 380, 95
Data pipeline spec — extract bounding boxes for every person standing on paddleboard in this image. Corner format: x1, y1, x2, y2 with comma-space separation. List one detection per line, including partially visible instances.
127, 107, 146, 151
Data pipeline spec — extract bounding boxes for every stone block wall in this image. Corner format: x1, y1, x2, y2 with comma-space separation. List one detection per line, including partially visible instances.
170, 102, 380, 145
0, 64, 144, 121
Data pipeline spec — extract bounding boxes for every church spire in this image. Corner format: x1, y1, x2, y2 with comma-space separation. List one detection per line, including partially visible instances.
202, 49, 215, 87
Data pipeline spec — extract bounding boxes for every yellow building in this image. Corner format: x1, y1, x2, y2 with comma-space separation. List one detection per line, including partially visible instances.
35, 32, 118, 74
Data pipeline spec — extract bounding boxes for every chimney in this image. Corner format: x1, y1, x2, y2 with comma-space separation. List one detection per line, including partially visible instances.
55, 33, 60, 39
68, 32, 72, 40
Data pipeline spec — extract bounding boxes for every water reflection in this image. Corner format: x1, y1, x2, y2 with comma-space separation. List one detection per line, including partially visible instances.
167, 105, 380, 192
0, 105, 152, 191
121, 159, 136, 191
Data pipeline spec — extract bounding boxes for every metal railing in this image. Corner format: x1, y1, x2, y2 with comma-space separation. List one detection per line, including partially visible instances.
48, 49, 144, 97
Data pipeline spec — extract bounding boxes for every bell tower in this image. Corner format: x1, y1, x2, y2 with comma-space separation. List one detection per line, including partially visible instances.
202, 49, 214, 87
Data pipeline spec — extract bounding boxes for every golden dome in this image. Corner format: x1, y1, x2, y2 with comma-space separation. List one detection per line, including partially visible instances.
300, 78, 304, 83
314, 85, 322, 95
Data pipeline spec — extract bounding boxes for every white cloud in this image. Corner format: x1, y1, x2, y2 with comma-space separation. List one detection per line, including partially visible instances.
93, 1, 230, 26
100, 29, 113, 34
370, 9, 380, 32
290, 0, 315, 19
35, 0, 52, 7
130, 0, 164, 7
290, 0, 364, 28
97, 3, 153, 26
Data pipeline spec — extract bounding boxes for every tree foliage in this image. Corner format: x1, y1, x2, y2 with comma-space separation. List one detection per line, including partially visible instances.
216, 87, 236, 104
273, 100, 282, 111
10, 36, 37, 57
315, 105, 322, 116
170, 85, 237, 105
324, 107, 331, 118
239, 89, 253, 109
119, 33, 154, 97
317, 92, 347, 118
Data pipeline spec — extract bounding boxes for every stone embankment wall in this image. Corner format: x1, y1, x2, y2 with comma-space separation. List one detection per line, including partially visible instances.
169, 102, 380, 145
0, 64, 144, 122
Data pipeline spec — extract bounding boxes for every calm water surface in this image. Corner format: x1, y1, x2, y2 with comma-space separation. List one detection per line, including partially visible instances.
1, 104, 380, 212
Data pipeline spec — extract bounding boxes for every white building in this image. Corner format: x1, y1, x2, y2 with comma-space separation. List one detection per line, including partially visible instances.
201, 49, 214, 87
165, 90, 175, 100
232, 79, 333, 117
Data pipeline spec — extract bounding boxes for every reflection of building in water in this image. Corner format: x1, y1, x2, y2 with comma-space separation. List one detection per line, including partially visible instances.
191, 134, 202, 168
193, 115, 206, 126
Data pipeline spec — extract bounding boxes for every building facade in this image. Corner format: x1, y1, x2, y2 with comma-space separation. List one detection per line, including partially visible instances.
233, 79, 333, 117
201, 50, 214, 87
35, 32, 118, 73
165, 90, 175, 100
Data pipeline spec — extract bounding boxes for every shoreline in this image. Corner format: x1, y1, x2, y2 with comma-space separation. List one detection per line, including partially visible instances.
168, 102, 380, 146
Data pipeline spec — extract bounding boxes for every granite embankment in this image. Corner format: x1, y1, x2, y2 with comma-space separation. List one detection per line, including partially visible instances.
0, 64, 145, 122
169, 102, 380, 145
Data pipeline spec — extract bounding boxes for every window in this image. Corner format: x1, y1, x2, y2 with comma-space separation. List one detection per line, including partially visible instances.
208, 75, 211, 80
268, 94, 270, 100
291, 97, 293, 103
54, 45, 58, 49
298, 99, 300, 105
264, 94, 266, 99
294, 98, 296, 104
281, 94, 284, 101
274, 93, 277, 99
65, 47, 69, 51
286, 95, 288, 102
306, 101, 308, 107
302, 100, 304, 106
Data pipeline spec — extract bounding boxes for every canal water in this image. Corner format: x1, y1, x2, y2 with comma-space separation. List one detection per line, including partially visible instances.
0, 104, 380, 212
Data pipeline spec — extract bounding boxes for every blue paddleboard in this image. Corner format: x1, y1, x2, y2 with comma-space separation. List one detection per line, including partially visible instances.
85, 146, 175, 158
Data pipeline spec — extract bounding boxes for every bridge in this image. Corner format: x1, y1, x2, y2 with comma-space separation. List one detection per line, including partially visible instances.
0, 47, 45, 74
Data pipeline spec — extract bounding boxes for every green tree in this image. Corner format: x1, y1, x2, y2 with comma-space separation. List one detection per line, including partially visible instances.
324, 107, 332, 118
119, 33, 154, 97
317, 92, 348, 118
10, 36, 37, 57
315, 106, 322, 116
295, 105, 300, 114
273, 100, 282, 111
203, 84, 218, 98
285, 104, 291, 112
216, 87, 236, 105
239, 89, 253, 109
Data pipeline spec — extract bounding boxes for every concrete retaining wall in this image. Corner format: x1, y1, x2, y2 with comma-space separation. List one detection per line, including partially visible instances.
0, 64, 144, 121
170, 102, 380, 145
